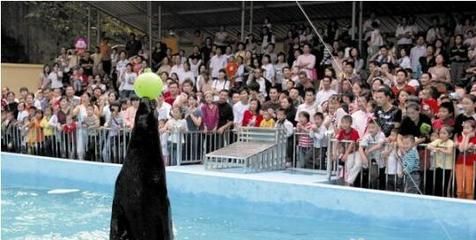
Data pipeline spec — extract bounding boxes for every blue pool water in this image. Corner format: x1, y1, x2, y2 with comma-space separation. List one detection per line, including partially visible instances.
2, 153, 476, 240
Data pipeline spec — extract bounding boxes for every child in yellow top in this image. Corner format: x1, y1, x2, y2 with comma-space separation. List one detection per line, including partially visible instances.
427, 126, 454, 197
259, 109, 275, 128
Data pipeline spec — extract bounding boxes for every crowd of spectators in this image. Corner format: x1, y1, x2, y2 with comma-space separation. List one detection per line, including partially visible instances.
2, 13, 476, 199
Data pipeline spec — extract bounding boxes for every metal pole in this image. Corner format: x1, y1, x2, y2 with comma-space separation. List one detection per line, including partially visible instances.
96, 10, 101, 46
87, 6, 91, 51
351, 1, 356, 41
241, 1, 245, 42
148, 1, 153, 67
158, 4, 162, 40
249, 1, 253, 35
358, 1, 363, 53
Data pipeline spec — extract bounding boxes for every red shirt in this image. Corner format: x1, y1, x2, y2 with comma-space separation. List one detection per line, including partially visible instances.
456, 135, 476, 166
391, 84, 416, 97
63, 122, 77, 134
242, 110, 263, 127
336, 127, 360, 142
422, 98, 439, 115
163, 91, 176, 106
432, 118, 455, 130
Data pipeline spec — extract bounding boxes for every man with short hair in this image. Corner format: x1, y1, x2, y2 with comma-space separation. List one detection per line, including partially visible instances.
216, 90, 234, 147
374, 88, 402, 137
125, 33, 142, 57
315, 76, 337, 108
170, 55, 185, 83
233, 88, 250, 129
343, 61, 361, 83
65, 85, 81, 106
295, 88, 317, 123
163, 81, 180, 105
296, 71, 313, 96
209, 47, 227, 79
390, 69, 416, 97
247, 68, 267, 98
262, 87, 281, 111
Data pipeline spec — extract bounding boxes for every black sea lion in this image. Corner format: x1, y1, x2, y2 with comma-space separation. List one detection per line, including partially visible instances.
110, 98, 173, 240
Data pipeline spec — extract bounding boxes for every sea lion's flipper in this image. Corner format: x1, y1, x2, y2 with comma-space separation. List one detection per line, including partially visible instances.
110, 194, 131, 240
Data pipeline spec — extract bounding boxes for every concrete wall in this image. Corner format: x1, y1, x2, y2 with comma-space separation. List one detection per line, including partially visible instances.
1, 63, 43, 95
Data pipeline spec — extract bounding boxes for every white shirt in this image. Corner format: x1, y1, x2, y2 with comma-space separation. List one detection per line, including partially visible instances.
116, 59, 129, 72
189, 59, 202, 79
410, 45, 426, 72
351, 110, 371, 138
295, 102, 317, 123
209, 54, 227, 79
170, 64, 185, 82
49, 72, 63, 89
247, 77, 267, 97
17, 110, 29, 122
395, 25, 413, 45
315, 89, 337, 108
235, 64, 245, 83
233, 101, 249, 124
181, 71, 195, 85
274, 63, 288, 84
275, 119, 294, 138
156, 101, 172, 120
360, 131, 386, 168
398, 56, 411, 69
122, 71, 137, 91
369, 29, 383, 47
212, 79, 230, 92
386, 149, 403, 175
310, 125, 328, 148
262, 63, 275, 83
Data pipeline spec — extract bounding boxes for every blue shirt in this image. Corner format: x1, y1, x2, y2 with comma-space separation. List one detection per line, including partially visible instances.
402, 147, 420, 174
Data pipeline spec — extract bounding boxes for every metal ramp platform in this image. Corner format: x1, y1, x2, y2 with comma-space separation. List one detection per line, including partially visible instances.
204, 127, 287, 172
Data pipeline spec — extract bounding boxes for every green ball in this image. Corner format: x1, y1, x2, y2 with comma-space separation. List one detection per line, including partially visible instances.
134, 68, 163, 99
420, 123, 432, 135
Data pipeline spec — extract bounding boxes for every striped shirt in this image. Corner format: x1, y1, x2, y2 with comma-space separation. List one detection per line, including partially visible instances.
298, 122, 314, 148
402, 147, 420, 174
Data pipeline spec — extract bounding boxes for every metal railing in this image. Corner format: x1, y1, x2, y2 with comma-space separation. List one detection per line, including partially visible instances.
2, 123, 475, 200
1, 124, 233, 166
320, 138, 476, 200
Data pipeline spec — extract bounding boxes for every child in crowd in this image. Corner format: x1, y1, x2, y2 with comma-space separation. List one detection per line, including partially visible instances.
359, 120, 386, 189
83, 104, 100, 161
104, 103, 124, 163
275, 108, 294, 167
296, 111, 314, 168
334, 115, 360, 186
397, 135, 421, 194
432, 102, 455, 131
27, 110, 45, 155
159, 119, 169, 166
259, 108, 275, 128
455, 120, 476, 199
61, 114, 77, 159
2, 111, 17, 151
166, 106, 188, 166
306, 112, 328, 170
383, 129, 403, 191
40, 107, 54, 156
16, 102, 29, 122
427, 125, 455, 197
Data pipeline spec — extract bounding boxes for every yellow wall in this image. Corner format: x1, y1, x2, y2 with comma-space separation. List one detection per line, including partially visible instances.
1, 63, 43, 95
